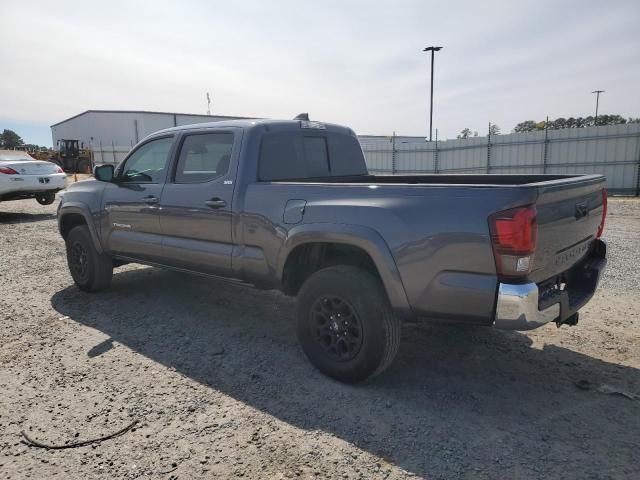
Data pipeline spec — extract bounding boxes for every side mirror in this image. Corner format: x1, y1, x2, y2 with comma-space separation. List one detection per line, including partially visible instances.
94, 164, 114, 182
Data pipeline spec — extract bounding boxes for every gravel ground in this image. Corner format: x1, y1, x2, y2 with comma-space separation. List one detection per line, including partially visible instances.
1, 197, 639, 480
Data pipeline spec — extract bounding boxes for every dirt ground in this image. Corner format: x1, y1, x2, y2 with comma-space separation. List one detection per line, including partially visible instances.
1, 197, 639, 480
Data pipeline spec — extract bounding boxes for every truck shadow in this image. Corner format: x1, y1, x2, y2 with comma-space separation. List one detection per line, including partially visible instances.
51, 267, 640, 479
0, 211, 56, 224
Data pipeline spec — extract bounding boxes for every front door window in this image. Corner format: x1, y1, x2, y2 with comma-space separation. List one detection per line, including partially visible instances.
120, 137, 173, 183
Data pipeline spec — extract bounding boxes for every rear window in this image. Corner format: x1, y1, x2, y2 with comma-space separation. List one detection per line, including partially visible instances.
328, 134, 367, 176
0, 151, 35, 161
258, 131, 367, 181
302, 137, 330, 177
259, 132, 306, 181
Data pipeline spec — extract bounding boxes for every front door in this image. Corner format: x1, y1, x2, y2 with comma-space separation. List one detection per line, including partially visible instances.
159, 130, 238, 276
102, 135, 174, 262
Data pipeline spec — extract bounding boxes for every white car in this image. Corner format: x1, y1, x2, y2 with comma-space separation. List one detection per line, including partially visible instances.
0, 150, 68, 205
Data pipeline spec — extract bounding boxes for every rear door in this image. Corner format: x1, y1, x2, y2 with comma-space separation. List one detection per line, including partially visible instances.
102, 135, 174, 262
531, 176, 606, 282
158, 129, 240, 276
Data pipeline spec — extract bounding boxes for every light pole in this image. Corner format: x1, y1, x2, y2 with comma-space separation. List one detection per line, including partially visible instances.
592, 90, 604, 124
423, 46, 442, 142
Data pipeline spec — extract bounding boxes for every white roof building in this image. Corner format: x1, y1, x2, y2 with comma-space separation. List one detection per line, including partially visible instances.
50, 110, 257, 149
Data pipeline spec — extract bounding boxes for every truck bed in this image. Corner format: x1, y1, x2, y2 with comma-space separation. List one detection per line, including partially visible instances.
271, 172, 607, 288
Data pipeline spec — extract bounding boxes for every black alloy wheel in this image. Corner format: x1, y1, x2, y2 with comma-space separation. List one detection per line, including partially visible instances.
311, 295, 364, 362
69, 240, 90, 284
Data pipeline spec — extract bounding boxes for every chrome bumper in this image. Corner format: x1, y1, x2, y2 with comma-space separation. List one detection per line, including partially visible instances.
494, 240, 606, 331
494, 283, 560, 330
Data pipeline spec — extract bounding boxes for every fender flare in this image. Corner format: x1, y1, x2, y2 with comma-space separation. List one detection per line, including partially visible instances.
277, 223, 411, 315
58, 202, 104, 254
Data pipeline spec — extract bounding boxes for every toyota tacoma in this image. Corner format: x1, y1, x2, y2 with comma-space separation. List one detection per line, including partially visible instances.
57, 118, 608, 382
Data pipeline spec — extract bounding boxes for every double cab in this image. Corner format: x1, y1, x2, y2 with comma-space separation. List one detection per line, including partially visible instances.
57, 119, 608, 382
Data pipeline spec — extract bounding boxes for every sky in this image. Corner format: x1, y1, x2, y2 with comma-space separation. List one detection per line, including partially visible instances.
1, 0, 639, 147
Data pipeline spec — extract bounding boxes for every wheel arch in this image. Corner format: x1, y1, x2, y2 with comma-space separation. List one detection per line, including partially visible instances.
58, 202, 104, 254
277, 223, 411, 316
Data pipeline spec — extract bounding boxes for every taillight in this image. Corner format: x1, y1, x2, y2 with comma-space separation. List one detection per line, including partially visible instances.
56, 166, 64, 173
0, 166, 19, 174
489, 205, 538, 277
596, 189, 607, 239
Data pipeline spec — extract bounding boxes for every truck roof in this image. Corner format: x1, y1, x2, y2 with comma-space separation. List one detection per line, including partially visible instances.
150, 119, 356, 139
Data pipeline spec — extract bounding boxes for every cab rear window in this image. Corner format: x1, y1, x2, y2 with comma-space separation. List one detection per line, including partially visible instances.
258, 132, 367, 181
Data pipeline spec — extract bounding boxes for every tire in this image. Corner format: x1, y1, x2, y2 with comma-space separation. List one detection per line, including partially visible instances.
76, 157, 91, 174
65, 225, 113, 292
35, 191, 56, 205
296, 265, 402, 383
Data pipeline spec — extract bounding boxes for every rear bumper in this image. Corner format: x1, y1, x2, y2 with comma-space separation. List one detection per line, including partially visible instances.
0, 173, 67, 201
494, 239, 607, 330
0, 173, 67, 194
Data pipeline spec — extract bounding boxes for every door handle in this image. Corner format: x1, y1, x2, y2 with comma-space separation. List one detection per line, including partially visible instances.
204, 198, 227, 209
143, 195, 159, 204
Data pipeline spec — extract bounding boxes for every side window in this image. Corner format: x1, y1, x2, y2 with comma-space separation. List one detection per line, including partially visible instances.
121, 137, 173, 183
258, 132, 331, 181
175, 132, 234, 184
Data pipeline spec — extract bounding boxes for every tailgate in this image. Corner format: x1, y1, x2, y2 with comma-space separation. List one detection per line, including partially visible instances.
531, 175, 606, 282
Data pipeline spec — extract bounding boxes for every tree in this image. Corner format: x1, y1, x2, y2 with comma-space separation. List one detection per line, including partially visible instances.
513, 114, 632, 132
595, 114, 626, 126
513, 120, 540, 133
0, 129, 24, 148
489, 124, 501, 136
457, 128, 472, 139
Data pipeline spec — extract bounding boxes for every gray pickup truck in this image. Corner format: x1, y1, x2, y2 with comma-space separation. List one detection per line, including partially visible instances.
57, 118, 608, 382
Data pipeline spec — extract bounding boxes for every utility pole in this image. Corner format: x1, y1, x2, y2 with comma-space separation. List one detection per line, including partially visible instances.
206, 92, 212, 115
423, 46, 443, 142
592, 90, 604, 124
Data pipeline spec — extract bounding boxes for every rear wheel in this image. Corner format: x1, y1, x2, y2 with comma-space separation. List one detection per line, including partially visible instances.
35, 191, 56, 205
296, 265, 402, 383
66, 225, 113, 292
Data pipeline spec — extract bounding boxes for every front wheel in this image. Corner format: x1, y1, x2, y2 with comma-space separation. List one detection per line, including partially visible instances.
35, 191, 56, 205
65, 225, 113, 292
296, 266, 402, 383
76, 157, 91, 174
